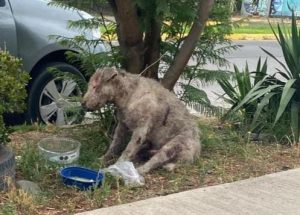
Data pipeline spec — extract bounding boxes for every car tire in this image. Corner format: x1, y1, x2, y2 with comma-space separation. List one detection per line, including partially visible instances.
0, 145, 15, 191
26, 62, 86, 126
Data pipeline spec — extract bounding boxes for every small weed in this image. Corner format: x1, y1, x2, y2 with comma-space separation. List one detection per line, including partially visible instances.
85, 173, 114, 207
5, 177, 38, 215
0, 202, 17, 215
69, 125, 110, 169
17, 142, 60, 183
10, 122, 45, 133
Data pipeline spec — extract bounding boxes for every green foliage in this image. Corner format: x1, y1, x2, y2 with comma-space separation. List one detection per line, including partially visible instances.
0, 116, 10, 144
180, 84, 211, 105
0, 50, 30, 144
218, 58, 268, 124
0, 50, 30, 114
232, 0, 243, 13
50, 0, 122, 76
263, 11, 300, 142
75, 121, 112, 168
220, 11, 300, 142
160, 0, 237, 67
52, 0, 236, 111
18, 143, 60, 182
158, 0, 238, 106
0, 202, 17, 215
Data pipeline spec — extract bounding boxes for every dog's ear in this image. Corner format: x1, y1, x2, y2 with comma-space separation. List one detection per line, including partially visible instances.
91, 68, 118, 89
90, 70, 103, 89
102, 67, 118, 82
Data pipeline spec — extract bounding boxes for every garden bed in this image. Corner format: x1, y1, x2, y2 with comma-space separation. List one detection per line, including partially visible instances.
1, 117, 300, 215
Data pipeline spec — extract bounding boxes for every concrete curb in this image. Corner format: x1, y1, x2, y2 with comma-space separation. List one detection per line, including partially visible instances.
229, 34, 276, 41
77, 168, 300, 215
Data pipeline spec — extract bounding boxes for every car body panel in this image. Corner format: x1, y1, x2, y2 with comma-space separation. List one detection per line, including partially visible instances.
1, 0, 106, 72
0, 0, 17, 55
0, 0, 106, 125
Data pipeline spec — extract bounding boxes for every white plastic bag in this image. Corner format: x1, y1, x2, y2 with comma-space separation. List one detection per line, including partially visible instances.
105, 161, 145, 187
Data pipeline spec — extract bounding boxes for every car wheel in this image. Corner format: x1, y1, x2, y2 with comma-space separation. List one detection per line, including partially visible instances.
26, 62, 86, 126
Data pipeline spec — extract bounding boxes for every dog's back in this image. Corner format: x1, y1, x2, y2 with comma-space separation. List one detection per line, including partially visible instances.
121, 73, 200, 153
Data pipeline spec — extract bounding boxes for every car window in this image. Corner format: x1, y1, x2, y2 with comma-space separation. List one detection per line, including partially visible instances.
38, 0, 51, 3
0, 0, 5, 7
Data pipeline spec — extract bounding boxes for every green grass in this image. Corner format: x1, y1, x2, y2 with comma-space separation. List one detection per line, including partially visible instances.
15, 124, 111, 181
233, 22, 276, 34
9, 123, 45, 133
3, 118, 300, 214
0, 202, 17, 215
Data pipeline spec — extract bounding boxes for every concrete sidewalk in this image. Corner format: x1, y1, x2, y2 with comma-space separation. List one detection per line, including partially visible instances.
77, 168, 300, 215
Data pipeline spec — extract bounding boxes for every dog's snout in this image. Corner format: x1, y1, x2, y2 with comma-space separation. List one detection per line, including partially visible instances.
81, 100, 94, 112
81, 100, 86, 108
81, 100, 89, 110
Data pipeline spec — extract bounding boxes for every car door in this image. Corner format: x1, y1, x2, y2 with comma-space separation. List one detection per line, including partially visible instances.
0, 0, 17, 55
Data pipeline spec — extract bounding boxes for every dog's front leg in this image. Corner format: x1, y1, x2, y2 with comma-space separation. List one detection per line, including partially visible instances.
101, 121, 128, 164
118, 126, 150, 162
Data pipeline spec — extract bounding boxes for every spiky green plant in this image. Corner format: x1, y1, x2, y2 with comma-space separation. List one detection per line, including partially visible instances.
217, 57, 268, 123
227, 10, 300, 142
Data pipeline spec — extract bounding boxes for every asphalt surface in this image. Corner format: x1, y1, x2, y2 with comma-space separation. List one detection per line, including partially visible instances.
77, 168, 300, 215
222, 40, 283, 72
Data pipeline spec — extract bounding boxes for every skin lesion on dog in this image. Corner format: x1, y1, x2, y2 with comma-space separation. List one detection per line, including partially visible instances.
82, 67, 201, 175
162, 106, 170, 126
165, 144, 182, 159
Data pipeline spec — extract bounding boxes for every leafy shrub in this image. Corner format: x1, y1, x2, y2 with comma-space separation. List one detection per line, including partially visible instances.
0, 50, 30, 144
220, 10, 300, 142
218, 58, 268, 126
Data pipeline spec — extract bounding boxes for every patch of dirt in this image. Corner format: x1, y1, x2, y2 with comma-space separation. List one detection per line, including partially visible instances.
2, 119, 300, 214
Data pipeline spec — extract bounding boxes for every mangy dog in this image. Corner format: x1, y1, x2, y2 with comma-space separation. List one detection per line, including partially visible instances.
82, 67, 200, 174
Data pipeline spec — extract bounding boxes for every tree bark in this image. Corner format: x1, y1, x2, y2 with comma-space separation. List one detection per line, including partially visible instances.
143, 19, 161, 80
161, 0, 214, 90
108, 0, 144, 74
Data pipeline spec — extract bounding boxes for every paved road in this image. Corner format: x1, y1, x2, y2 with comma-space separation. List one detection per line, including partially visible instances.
200, 40, 284, 107
221, 40, 283, 71
77, 168, 300, 215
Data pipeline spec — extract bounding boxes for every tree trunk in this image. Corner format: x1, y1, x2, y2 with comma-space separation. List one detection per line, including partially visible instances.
108, 0, 144, 74
161, 0, 214, 90
143, 19, 161, 80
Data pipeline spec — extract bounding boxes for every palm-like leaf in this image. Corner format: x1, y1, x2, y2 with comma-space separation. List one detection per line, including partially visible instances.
218, 58, 269, 119
180, 84, 211, 105
250, 10, 300, 141
274, 79, 296, 125
291, 101, 300, 143
251, 92, 276, 129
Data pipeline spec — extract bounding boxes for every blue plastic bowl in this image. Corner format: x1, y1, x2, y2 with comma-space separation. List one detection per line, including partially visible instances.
60, 166, 104, 190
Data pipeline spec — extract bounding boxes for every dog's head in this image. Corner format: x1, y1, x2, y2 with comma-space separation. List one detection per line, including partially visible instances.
82, 67, 118, 110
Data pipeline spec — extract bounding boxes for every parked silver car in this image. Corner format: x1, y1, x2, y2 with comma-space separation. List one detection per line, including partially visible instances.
0, 0, 105, 126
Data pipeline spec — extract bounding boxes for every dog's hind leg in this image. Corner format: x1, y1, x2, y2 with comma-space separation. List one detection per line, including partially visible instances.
137, 138, 183, 175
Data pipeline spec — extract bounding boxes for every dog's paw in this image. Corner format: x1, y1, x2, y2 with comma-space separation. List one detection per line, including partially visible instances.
117, 153, 131, 163
162, 163, 176, 172
137, 166, 149, 175
99, 154, 115, 166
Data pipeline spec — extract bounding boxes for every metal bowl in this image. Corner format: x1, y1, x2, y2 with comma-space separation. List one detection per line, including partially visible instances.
38, 137, 80, 165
